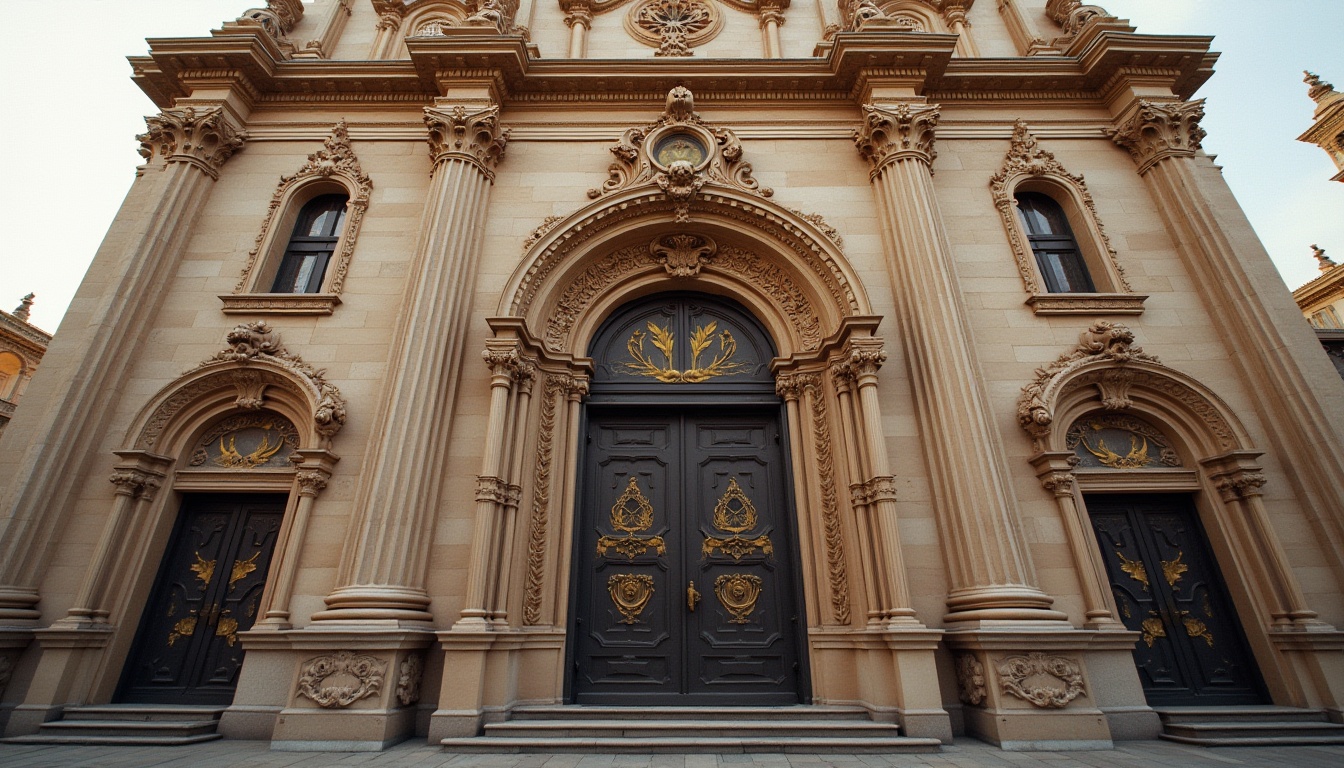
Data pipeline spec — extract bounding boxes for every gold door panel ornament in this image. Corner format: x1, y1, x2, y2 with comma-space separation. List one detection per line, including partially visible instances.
190, 553, 216, 590
1117, 551, 1148, 590
188, 413, 299, 470
1161, 552, 1188, 589
623, 321, 748, 383
1141, 612, 1166, 647
702, 477, 773, 561
1180, 611, 1215, 647
229, 552, 261, 590
597, 476, 667, 560
608, 573, 656, 624
714, 573, 763, 624
168, 615, 197, 646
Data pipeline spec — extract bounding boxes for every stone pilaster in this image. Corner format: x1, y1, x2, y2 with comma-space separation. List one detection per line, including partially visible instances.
314, 104, 508, 625
759, 1, 786, 58
561, 0, 593, 58
1112, 99, 1344, 591
0, 107, 245, 625
854, 102, 1067, 627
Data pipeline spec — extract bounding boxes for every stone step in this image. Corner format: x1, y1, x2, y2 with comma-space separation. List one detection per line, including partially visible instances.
440, 735, 943, 754
485, 718, 901, 739
1162, 721, 1344, 743
1155, 706, 1331, 724
26, 719, 222, 739
1161, 734, 1344, 747
59, 704, 227, 722
3, 732, 222, 746
507, 705, 872, 722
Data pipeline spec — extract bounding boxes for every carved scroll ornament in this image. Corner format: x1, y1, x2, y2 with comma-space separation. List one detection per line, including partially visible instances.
137, 107, 247, 179
1111, 100, 1206, 175
1017, 321, 1158, 439
425, 105, 510, 178
297, 651, 388, 708
996, 652, 1086, 708
714, 573, 763, 623
854, 103, 940, 171
597, 477, 667, 559
608, 573, 655, 623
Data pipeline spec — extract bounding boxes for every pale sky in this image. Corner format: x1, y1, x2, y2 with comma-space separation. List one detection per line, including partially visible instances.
1, 0, 1341, 333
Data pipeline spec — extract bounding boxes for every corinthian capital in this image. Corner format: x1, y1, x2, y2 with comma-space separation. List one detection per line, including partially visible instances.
1111, 100, 1206, 174
853, 103, 940, 172
137, 107, 247, 179
424, 105, 510, 178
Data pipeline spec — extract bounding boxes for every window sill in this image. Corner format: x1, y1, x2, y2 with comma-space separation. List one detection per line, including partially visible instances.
220, 293, 341, 316
1026, 293, 1147, 315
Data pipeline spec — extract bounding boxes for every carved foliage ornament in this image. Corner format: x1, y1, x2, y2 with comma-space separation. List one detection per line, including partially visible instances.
652, 233, 716, 276
991, 120, 1129, 294
137, 107, 247, 179
425, 105, 510, 177
588, 87, 771, 222
996, 652, 1086, 708
297, 651, 387, 708
1045, 0, 1114, 38
626, 0, 722, 56
396, 654, 423, 706
1017, 321, 1158, 440
1111, 100, 1206, 175
955, 653, 986, 706
523, 376, 568, 625
854, 103, 940, 172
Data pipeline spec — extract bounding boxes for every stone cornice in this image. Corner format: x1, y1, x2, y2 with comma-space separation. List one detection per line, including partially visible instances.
0, 311, 52, 351
1292, 265, 1344, 312
129, 28, 1214, 109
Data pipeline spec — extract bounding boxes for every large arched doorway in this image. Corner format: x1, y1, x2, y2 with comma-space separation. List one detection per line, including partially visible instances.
567, 292, 809, 705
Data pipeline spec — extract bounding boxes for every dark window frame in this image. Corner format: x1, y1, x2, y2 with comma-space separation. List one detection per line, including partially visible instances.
269, 194, 348, 294
1015, 191, 1096, 294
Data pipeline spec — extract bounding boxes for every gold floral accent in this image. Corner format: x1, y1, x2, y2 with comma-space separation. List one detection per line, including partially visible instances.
168, 615, 197, 646
229, 552, 261, 590
623, 321, 747, 383
597, 477, 666, 560
190, 553, 216, 590
1117, 552, 1148, 590
1161, 552, 1188, 590
703, 477, 773, 561
714, 573, 763, 624
608, 573, 655, 624
1141, 613, 1166, 647
1180, 612, 1214, 647
215, 614, 240, 646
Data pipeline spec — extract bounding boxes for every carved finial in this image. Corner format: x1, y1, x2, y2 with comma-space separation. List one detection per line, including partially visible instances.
1305, 70, 1336, 103
1312, 244, 1338, 271
12, 293, 34, 322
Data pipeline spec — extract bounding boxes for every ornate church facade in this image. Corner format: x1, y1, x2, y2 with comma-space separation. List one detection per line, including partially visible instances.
1, 0, 1343, 753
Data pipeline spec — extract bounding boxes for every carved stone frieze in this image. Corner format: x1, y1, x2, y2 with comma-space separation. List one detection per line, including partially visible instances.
424, 105, 510, 178
955, 653, 986, 706
396, 653, 424, 706
233, 120, 371, 296
991, 120, 1130, 294
1111, 100, 1207, 175
996, 652, 1086, 708
297, 651, 387, 708
523, 376, 567, 625
854, 103, 940, 172
1017, 321, 1158, 441
651, 233, 717, 277
137, 107, 247, 179
587, 86, 771, 219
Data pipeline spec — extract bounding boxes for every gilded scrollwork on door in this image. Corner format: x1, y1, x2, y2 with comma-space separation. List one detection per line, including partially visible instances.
1180, 611, 1215, 647
597, 476, 667, 560
713, 573, 763, 624
1141, 611, 1166, 647
1161, 551, 1188, 589
188, 413, 299, 470
608, 573, 656, 624
1117, 551, 1148, 590
702, 477, 773, 561
1065, 414, 1181, 470
190, 553, 216, 589
623, 321, 747, 383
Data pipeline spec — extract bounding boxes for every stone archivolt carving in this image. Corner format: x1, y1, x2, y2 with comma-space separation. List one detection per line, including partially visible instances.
232, 120, 372, 298
651, 233, 717, 277
297, 651, 387, 708
1018, 321, 1156, 439
425, 105, 510, 179
625, 0, 723, 56
137, 322, 346, 450
955, 653, 986, 706
990, 120, 1131, 295
396, 653, 424, 706
587, 87, 771, 222
1111, 100, 1206, 175
996, 652, 1086, 708
853, 103, 940, 172
137, 107, 248, 180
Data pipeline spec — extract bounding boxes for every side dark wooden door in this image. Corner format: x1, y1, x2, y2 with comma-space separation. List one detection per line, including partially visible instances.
1087, 494, 1265, 706
119, 494, 285, 705
571, 410, 803, 704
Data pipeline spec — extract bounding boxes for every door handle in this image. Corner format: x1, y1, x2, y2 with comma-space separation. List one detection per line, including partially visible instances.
687, 581, 701, 612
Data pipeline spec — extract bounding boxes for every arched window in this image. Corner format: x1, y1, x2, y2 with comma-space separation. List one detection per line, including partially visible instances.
270, 194, 348, 294
1015, 191, 1094, 293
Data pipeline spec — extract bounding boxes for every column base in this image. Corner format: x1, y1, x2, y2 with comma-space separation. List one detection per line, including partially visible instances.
0, 587, 42, 623
2, 626, 112, 737
310, 585, 434, 624
945, 628, 1153, 749
944, 585, 1071, 625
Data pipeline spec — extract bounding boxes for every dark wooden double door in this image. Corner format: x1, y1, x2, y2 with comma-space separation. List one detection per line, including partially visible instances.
571, 409, 805, 704
119, 494, 285, 705
1088, 494, 1265, 706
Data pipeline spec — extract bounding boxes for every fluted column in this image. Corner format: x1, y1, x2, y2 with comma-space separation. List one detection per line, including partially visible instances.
368, 0, 405, 59
1112, 99, 1344, 590
315, 103, 508, 624
561, 0, 593, 58
1029, 453, 1123, 630
0, 107, 244, 624
254, 450, 337, 629
854, 102, 1067, 626
759, 2, 786, 58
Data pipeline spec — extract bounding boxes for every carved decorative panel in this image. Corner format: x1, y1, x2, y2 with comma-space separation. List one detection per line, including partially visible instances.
188, 412, 299, 470
1065, 413, 1181, 470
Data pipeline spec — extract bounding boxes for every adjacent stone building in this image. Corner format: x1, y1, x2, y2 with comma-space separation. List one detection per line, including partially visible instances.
0, 295, 50, 441
2, 0, 1343, 753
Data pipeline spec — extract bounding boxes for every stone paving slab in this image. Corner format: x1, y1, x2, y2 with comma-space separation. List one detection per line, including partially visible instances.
2, 739, 1344, 768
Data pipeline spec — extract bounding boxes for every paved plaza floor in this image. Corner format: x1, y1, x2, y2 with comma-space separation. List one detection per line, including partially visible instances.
2, 740, 1344, 768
